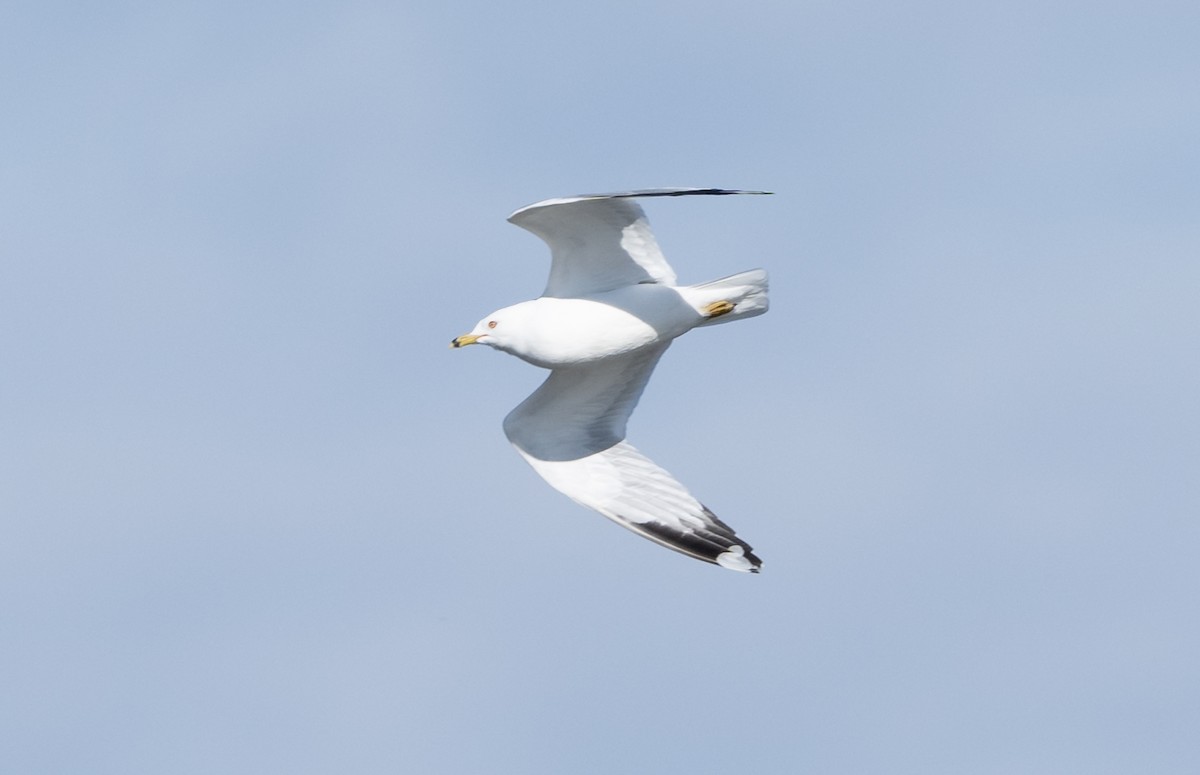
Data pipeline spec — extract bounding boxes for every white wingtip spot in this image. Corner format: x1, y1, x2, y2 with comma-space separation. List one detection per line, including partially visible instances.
716, 545, 755, 573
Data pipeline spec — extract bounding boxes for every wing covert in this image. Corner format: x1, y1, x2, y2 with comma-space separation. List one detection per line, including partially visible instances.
508, 196, 674, 298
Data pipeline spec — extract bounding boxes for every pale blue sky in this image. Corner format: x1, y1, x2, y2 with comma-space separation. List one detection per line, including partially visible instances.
2, 1, 1198, 773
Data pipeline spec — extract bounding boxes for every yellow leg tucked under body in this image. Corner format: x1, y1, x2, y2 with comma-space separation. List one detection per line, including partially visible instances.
702, 300, 736, 318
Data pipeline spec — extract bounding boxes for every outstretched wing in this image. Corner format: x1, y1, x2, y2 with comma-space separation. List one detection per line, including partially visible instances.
508, 188, 770, 299
501, 343, 762, 572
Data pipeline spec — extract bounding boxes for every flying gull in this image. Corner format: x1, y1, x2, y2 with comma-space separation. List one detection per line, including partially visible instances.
452, 188, 770, 572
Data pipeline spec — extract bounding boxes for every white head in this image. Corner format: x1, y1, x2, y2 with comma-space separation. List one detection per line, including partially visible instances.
450, 301, 537, 356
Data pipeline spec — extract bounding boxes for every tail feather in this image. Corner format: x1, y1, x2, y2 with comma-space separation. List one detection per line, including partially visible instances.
687, 269, 769, 326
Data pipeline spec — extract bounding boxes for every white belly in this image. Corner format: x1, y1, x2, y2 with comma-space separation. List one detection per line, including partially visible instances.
519, 286, 699, 368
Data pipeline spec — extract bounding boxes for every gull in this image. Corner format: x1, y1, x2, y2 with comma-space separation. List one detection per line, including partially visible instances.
452, 188, 770, 572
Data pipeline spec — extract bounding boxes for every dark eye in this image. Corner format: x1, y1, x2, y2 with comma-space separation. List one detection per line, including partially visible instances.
487, 320, 497, 329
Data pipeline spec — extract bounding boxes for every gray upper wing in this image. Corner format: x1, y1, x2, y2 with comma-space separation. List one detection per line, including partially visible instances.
507, 188, 769, 298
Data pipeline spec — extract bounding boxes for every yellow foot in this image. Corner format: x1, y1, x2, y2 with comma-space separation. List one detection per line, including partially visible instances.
703, 300, 736, 318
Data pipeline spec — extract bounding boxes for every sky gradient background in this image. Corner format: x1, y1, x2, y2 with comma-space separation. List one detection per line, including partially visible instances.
3, 1, 1198, 772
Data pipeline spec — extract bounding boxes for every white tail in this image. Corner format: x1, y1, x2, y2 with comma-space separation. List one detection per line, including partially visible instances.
685, 269, 769, 327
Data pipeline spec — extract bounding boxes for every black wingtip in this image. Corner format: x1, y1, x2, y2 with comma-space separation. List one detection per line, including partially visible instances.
621, 509, 763, 573
611, 188, 773, 199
